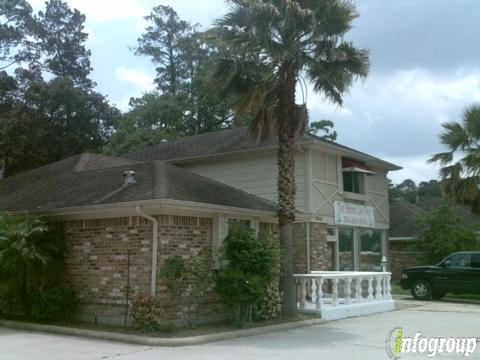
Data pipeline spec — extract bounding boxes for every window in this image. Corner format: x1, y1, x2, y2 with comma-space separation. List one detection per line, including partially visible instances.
227, 219, 252, 235
444, 254, 471, 268
471, 254, 480, 269
343, 172, 365, 194
338, 228, 354, 271
359, 230, 383, 271
212, 217, 255, 269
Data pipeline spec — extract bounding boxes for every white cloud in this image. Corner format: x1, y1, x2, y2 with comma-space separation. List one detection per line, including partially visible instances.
30, 0, 149, 22
383, 154, 440, 184
69, 0, 149, 22
305, 67, 480, 183
307, 90, 353, 117
115, 66, 155, 92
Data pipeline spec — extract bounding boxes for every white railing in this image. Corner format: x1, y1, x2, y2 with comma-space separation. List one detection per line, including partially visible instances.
294, 271, 394, 320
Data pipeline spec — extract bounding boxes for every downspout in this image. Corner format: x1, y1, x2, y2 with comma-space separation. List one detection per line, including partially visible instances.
136, 206, 158, 297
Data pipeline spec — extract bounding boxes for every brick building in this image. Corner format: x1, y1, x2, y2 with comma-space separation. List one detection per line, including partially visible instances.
0, 128, 400, 324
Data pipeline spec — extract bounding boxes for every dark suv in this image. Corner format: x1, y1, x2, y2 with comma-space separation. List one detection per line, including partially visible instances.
400, 251, 480, 300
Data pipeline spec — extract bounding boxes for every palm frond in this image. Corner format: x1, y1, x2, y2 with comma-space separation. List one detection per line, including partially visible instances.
439, 121, 470, 151
461, 151, 480, 176
463, 105, 480, 141
428, 151, 453, 165
452, 176, 480, 203
438, 162, 463, 182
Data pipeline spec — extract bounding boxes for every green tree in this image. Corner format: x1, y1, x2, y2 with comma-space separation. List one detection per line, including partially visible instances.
135, 5, 191, 95
160, 249, 213, 329
0, 213, 65, 316
215, 229, 280, 325
413, 205, 480, 264
0, 0, 39, 71
210, 0, 369, 313
309, 119, 337, 141
107, 5, 235, 155
0, 1, 119, 177
1, 76, 119, 177
39, 0, 93, 88
396, 179, 418, 204
417, 180, 442, 201
429, 105, 480, 214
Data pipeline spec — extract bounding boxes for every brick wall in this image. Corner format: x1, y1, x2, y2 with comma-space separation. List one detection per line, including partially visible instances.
291, 222, 329, 273
309, 223, 329, 271
61, 215, 285, 325
388, 239, 424, 282
61, 215, 225, 325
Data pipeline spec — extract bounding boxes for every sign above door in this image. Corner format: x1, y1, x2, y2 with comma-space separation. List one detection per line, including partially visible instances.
333, 201, 375, 228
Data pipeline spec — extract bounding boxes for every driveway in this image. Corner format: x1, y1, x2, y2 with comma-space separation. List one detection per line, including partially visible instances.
1, 298, 479, 360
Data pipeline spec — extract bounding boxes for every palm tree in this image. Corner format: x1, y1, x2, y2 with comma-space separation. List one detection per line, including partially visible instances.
210, 0, 369, 313
0, 213, 65, 316
429, 105, 480, 214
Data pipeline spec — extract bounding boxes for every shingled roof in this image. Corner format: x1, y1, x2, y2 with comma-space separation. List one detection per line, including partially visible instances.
125, 127, 400, 170
389, 197, 480, 238
0, 153, 277, 213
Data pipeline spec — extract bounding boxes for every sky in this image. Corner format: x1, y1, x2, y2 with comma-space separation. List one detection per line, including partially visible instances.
29, 0, 480, 184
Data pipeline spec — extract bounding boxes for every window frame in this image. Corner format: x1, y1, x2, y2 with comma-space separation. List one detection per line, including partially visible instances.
342, 171, 366, 195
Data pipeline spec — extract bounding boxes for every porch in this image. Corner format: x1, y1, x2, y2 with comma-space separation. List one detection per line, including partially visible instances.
294, 271, 394, 320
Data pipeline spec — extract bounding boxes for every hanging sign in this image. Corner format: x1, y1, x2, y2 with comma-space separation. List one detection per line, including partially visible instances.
333, 201, 375, 228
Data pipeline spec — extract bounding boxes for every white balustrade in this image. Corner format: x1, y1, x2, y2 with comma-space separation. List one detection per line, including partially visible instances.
294, 271, 395, 321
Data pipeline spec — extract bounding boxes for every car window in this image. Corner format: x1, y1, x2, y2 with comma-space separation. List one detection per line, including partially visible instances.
445, 254, 471, 268
471, 254, 480, 269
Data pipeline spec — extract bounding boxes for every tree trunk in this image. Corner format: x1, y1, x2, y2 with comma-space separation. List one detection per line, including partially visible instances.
277, 63, 298, 315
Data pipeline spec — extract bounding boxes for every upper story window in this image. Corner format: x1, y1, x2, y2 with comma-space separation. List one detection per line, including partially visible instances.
342, 158, 375, 195
228, 218, 252, 234
343, 172, 365, 194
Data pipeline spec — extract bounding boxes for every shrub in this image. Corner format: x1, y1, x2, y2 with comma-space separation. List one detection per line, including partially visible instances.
129, 295, 175, 332
31, 286, 78, 323
0, 213, 65, 317
215, 229, 281, 326
253, 286, 282, 321
159, 249, 213, 328
413, 205, 480, 263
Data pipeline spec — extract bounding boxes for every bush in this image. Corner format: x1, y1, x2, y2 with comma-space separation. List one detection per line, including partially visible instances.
129, 295, 176, 333
0, 213, 65, 317
159, 249, 213, 329
31, 286, 78, 323
253, 286, 282, 321
215, 229, 280, 326
413, 205, 480, 263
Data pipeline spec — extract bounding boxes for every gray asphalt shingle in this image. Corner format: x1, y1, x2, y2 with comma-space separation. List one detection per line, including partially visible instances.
0, 153, 277, 213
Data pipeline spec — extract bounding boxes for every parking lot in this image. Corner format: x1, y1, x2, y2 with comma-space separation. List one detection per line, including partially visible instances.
1, 297, 479, 360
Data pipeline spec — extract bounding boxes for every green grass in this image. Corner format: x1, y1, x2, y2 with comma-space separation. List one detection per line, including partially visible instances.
392, 284, 480, 301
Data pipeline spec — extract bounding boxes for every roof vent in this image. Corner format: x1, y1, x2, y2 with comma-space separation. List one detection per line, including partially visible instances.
123, 170, 136, 185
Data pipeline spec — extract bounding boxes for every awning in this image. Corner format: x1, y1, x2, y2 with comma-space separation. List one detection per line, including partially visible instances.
342, 158, 375, 175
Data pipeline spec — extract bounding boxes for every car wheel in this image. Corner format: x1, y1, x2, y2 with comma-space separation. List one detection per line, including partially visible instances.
432, 292, 446, 299
410, 279, 432, 300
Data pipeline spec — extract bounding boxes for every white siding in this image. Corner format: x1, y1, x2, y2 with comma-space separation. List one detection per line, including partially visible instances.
175, 147, 391, 228
178, 151, 307, 212
310, 149, 390, 229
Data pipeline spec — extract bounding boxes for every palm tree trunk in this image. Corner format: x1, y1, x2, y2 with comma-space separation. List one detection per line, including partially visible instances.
277, 63, 298, 315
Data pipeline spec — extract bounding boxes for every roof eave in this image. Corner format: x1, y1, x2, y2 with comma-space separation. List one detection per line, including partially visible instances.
164, 138, 402, 171
20, 198, 278, 220
307, 142, 402, 171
